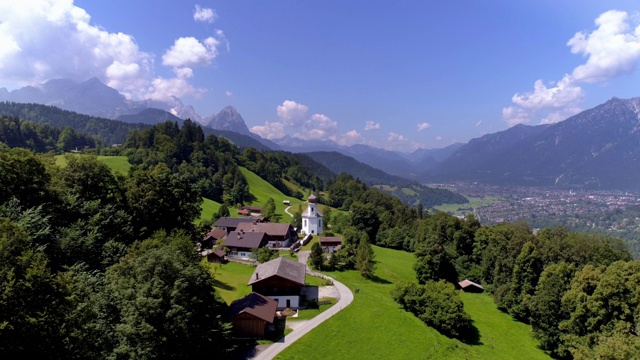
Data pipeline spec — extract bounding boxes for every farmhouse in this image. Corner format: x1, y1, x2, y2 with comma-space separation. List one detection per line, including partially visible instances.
228, 292, 277, 338
458, 279, 485, 293
319, 236, 343, 253
301, 194, 323, 235
236, 222, 298, 248
248, 257, 306, 310
242, 205, 262, 214
201, 227, 226, 249
224, 231, 268, 260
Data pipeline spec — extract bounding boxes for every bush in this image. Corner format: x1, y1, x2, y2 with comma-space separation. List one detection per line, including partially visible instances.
392, 280, 471, 338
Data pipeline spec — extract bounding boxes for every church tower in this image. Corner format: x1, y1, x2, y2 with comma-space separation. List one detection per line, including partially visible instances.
301, 194, 323, 235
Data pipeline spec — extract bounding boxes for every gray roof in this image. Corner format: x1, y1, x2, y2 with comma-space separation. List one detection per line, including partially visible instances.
248, 256, 306, 286
319, 237, 342, 245
213, 217, 259, 228
225, 231, 267, 249
236, 222, 294, 237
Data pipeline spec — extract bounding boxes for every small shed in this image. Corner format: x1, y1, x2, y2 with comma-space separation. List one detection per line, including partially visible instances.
458, 279, 485, 293
228, 292, 277, 338
206, 248, 227, 263
319, 236, 343, 253
282, 200, 290, 205
237, 209, 250, 216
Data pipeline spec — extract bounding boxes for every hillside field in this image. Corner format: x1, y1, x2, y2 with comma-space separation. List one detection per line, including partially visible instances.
276, 246, 549, 360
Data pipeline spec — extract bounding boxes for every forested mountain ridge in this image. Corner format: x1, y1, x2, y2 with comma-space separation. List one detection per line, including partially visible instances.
427, 97, 640, 190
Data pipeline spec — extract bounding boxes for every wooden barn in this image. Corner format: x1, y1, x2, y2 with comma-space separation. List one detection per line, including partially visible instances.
228, 292, 277, 338
458, 279, 485, 293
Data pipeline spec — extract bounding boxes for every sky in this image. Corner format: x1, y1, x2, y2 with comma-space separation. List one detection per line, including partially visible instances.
1, 1, 640, 152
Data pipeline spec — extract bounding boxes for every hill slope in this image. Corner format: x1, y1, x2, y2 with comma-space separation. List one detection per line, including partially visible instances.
277, 246, 549, 359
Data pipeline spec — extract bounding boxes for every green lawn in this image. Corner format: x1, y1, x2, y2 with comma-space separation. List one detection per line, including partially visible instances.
292, 298, 338, 321
54, 154, 131, 175
433, 196, 501, 216
206, 260, 256, 304
276, 246, 550, 360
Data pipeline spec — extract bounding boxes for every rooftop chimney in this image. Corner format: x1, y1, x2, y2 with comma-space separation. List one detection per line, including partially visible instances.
255, 273, 259, 280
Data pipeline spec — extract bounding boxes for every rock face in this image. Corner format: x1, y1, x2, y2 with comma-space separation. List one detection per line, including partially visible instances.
204, 106, 251, 135
426, 97, 640, 190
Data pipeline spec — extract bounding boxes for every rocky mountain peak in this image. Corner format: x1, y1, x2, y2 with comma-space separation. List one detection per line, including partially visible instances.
204, 105, 250, 135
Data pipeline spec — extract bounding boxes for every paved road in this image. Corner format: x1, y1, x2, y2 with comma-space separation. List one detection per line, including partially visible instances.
252, 251, 354, 360
284, 206, 293, 218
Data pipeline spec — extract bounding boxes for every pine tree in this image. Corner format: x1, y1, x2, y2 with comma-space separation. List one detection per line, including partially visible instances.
310, 242, 324, 270
356, 233, 376, 279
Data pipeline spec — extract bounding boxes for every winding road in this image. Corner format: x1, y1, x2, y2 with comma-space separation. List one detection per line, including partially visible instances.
252, 251, 354, 360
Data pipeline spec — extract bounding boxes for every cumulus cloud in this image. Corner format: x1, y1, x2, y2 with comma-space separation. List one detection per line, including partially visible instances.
226, 90, 233, 97
435, 136, 443, 141
330, 130, 367, 146
503, 10, 640, 126
308, 114, 338, 131
417, 122, 431, 131
364, 121, 380, 131
250, 121, 285, 140
0, 0, 226, 103
569, 10, 640, 83
162, 36, 223, 67
277, 100, 309, 127
194, 5, 217, 23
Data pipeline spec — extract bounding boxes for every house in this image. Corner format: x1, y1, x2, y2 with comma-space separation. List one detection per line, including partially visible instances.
458, 279, 485, 293
282, 200, 290, 205
319, 236, 343, 253
248, 257, 306, 310
236, 222, 298, 248
237, 209, 250, 216
201, 227, 226, 249
204, 248, 227, 263
301, 194, 323, 235
242, 205, 262, 214
228, 292, 277, 338
224, 231, 268, 260
213, 217, 262, 235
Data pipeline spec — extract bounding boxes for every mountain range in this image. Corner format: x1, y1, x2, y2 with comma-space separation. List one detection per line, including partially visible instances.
3, 78, 640, 191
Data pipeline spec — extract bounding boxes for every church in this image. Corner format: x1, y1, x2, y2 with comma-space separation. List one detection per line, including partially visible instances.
301, 194, 323, 235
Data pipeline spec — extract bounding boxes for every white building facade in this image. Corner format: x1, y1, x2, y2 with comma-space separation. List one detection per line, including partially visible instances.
301, 194, 323, 235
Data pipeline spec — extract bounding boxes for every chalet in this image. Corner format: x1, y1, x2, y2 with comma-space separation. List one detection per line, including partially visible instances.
224, 231, 268, 260
319, 236, 343, 253
201, 227, 226, 249
248, 257, 306, 310
204, 248, 227, 263
301, 194, 322, 235
228, 292, 277, 338
236, 222, 298, 248
213, 217, 262, 235
242, 205, 262, 214
458, 279, 485, 293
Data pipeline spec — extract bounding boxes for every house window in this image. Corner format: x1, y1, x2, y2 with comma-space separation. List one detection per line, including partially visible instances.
304, 219, 307, 227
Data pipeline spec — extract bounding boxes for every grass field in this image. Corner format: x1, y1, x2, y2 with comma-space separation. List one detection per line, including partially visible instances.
276, 246, 550, 360
206, 261, 255, 305
54, 154, 132, 175
433, 196, 501, 217
239, 167, 303, 222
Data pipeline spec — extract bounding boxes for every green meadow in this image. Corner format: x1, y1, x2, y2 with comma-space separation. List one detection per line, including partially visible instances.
276, 246, 550, 360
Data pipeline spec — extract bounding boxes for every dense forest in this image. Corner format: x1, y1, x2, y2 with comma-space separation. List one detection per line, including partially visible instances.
1, 110, 638, 359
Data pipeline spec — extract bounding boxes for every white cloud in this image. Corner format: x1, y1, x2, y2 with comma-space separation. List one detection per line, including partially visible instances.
250, 121, 285, 139
417, 122, 431, 131
277, 100, 309, 127
569, 10, 640, 83
387, 132, 409, 143
475, 120, 483, 127
226, 90, 233, 97
504, 10, 640, 126
308, 114, 337, 131
330, 130, 366, 146
162, 36, 222, 67
294, 129, 327, 140
0, 0, 153, 92
0, 0, 228, 103
435, 136, 443, 141
364, 121, 380, 131
194, 5, 217, 23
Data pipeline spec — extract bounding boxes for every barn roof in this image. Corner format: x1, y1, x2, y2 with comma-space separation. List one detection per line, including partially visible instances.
458, 279, 484, 290
248, 256, 306, 286
213, 217, 259, 228
228, 292, 277, 323
236, 222, 294, 237
203, 227, 226, 241
319, 237, 343, 245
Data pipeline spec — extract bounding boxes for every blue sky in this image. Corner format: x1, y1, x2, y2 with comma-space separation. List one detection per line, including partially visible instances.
1, 1, 640, 151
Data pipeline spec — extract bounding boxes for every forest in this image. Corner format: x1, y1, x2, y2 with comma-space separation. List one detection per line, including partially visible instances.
0, 113, 638, 359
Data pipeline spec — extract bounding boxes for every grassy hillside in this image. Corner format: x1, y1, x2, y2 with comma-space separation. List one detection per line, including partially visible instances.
277, 246, 549, 360
54, 154, 131, 175
239, 167, 303, 222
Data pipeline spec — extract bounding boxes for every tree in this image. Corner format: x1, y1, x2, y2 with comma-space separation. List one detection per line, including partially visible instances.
262, 197, 277, 222
356, 233, 376, 279
256, 246, 278, 263
310, 242, 324, 270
